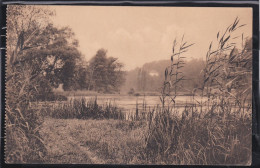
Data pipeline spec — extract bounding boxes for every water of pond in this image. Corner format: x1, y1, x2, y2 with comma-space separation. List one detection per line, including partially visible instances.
68, 95, 207, 114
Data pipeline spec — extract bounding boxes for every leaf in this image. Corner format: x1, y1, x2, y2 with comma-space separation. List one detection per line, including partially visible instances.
229, 47, 237, 62
160, 96, 163, 103
229, 17, 239, 32
232, 36, 239, 39
171, 98, 175, 104
181, 34, 185, 42
222, 35, 230, 47
172, 39, 177, 53
210, 50, 219, 55
209, 65, 221, 76
170, 68, 173, 75
172, 50, 188, 56
204, 77, 209, 83
213, 73, 220, 77
234, 24, 246, 30
173, 39, 177, 46
182, 42, 187, 48
165, 68, 168, 80
226, 76, 239, 87
209, 42, 212, 50
181, 43, 195, 50
242, 33, 244, 47
232, 17, 239, 30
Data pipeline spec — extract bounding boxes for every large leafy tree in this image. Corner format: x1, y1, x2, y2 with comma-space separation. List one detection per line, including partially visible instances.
7, 6, 82, 96
88, 49, 125, 93
22, 23, 82, 91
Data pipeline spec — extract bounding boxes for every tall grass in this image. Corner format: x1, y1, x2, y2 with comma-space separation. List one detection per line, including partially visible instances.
144, 18, 252, 165
43, 98, 125, 120
6, 58, 47, 163
160, 35, 194, 108
5, 104, 46, 163
144, 104, 251, 165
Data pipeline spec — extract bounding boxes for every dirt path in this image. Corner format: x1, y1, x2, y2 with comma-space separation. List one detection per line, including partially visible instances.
40, 117, 146, 164
66, 136, 105, 164
40, 118, 104, 164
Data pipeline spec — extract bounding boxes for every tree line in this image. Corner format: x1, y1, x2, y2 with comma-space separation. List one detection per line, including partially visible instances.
74, 49, 125, 93
122, 59, 205, 94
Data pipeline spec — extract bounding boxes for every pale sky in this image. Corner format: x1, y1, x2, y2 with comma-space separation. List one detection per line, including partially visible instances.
50, 6, 252, 70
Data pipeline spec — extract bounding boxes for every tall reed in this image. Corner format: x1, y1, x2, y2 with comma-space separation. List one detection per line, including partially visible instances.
145, 36, 194, 162
45, 98, 125, 120
144, 18, 252, 165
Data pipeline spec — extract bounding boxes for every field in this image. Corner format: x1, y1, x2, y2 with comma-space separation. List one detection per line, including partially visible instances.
38, 100, 251, 165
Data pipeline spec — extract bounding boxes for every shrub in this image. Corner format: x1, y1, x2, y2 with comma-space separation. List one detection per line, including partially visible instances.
47, 98, 125, 120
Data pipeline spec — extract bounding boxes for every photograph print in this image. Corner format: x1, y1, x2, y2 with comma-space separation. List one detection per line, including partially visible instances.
5, 5, 252, 165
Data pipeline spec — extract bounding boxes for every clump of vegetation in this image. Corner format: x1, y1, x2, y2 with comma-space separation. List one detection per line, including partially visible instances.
144, 107, 251, 165
144, 18, 252, 165
5, 5, 81, 163
46, 98, 125, 120
144, 34, 194, 163
5, 6, 54, 163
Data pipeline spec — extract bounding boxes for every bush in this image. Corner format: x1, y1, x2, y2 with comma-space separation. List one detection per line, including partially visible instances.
47, 98, 125, 120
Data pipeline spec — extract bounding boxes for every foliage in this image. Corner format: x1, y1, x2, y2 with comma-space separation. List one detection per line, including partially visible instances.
45, 98, 125, 120
198, 18, 252, 114
144, 106, 251, 165
160, 35, 194, 107
6, 6, 53, 163
87, 49, 125, 93
6, 5, 81, 163
144, 18, 252, 165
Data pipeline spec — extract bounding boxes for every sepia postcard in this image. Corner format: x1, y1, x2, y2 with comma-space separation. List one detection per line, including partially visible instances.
5, 5, 252, 165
